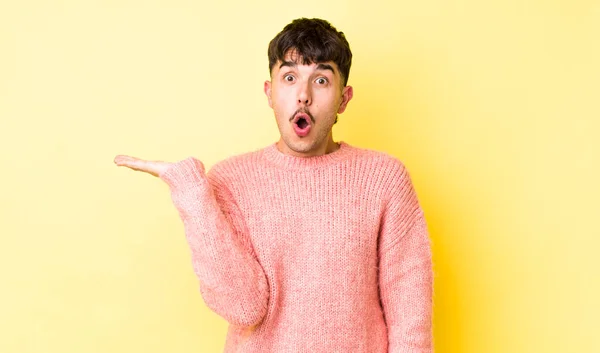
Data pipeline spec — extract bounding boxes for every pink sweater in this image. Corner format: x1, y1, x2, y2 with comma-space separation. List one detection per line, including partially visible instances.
159, 141, 434, 352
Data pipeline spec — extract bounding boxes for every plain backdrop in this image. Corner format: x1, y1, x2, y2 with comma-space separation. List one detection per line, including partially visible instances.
1, 1, 599, 352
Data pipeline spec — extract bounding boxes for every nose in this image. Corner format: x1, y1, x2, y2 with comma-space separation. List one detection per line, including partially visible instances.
297, 82, 311, 106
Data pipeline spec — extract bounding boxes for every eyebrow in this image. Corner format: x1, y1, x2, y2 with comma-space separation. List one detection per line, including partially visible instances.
279, 61, 336, 74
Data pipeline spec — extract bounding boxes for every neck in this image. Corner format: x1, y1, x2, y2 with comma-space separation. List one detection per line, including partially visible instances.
276, 134, 340, 158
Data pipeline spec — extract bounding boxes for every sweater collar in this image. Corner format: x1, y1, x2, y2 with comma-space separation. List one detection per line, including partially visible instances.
262, 141, 352, 170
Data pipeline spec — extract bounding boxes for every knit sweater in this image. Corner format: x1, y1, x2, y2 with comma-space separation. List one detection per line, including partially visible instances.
158, 141, 434, 353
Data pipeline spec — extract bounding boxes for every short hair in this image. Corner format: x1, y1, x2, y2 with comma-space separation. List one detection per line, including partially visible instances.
267, 18, 353, 87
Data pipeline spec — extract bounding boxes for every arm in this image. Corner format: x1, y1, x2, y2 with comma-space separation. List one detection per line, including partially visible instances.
159, 157, 269, 328
378, 161, 434, 352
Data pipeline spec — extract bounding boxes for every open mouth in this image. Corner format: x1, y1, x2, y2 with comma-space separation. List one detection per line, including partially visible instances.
292, 113, 312, 137
296, 117, 309, 129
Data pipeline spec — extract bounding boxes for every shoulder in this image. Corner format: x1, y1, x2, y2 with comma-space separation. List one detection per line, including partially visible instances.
346, 143, 409, 176
346, 144, 418, 203
205, 146, 265, 186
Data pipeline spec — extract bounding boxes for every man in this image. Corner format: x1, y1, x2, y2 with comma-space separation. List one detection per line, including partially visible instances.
115, 18, 434, 352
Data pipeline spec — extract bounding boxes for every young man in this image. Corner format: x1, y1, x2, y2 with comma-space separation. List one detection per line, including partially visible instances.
115, 18, 433, 353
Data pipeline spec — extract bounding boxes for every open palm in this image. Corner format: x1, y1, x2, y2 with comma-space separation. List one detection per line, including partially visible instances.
113, 155, 172, 177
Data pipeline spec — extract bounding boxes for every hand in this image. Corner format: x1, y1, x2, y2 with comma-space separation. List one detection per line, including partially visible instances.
114, 155, 173, 178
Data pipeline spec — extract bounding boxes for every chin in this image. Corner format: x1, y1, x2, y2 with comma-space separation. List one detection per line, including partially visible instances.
281, 136, 315, 153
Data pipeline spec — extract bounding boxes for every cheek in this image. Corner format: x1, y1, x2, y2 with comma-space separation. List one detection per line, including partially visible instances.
271, 97, 289, 119
317, 93, 341, 112
272, 90, 290, 108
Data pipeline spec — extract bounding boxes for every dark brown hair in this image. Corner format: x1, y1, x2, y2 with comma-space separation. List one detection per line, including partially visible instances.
268, 18, 352, 86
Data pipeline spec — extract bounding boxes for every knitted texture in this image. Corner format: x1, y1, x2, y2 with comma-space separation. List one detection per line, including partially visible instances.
159, 141, 434, 353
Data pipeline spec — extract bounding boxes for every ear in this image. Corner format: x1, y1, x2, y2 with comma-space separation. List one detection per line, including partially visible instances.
337, 85, 354, 114
264, 80, 273, 108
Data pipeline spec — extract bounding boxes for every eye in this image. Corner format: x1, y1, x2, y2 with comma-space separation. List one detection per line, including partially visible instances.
284, 74, 295, 82
316, 77, 328, 85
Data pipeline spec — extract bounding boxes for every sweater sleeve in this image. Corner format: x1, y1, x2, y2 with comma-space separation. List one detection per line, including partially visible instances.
159, 157, 269, 328
378, 160, 434, 353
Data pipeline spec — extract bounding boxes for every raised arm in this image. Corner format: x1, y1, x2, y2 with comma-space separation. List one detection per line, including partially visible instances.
159, 157, 270, 327
115, 154, 269, 327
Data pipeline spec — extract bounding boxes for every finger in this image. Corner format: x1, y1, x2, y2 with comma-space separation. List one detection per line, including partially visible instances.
114, 155, 136, 166
114, 155, 146, 171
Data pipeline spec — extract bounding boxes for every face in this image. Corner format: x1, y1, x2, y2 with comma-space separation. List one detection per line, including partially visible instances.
264, 50, 353, 157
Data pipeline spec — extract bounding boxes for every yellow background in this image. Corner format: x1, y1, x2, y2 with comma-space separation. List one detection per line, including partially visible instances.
1, 1, 599, 352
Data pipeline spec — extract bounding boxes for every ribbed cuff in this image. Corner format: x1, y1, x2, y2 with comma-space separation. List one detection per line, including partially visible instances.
159, 157, 207, 190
